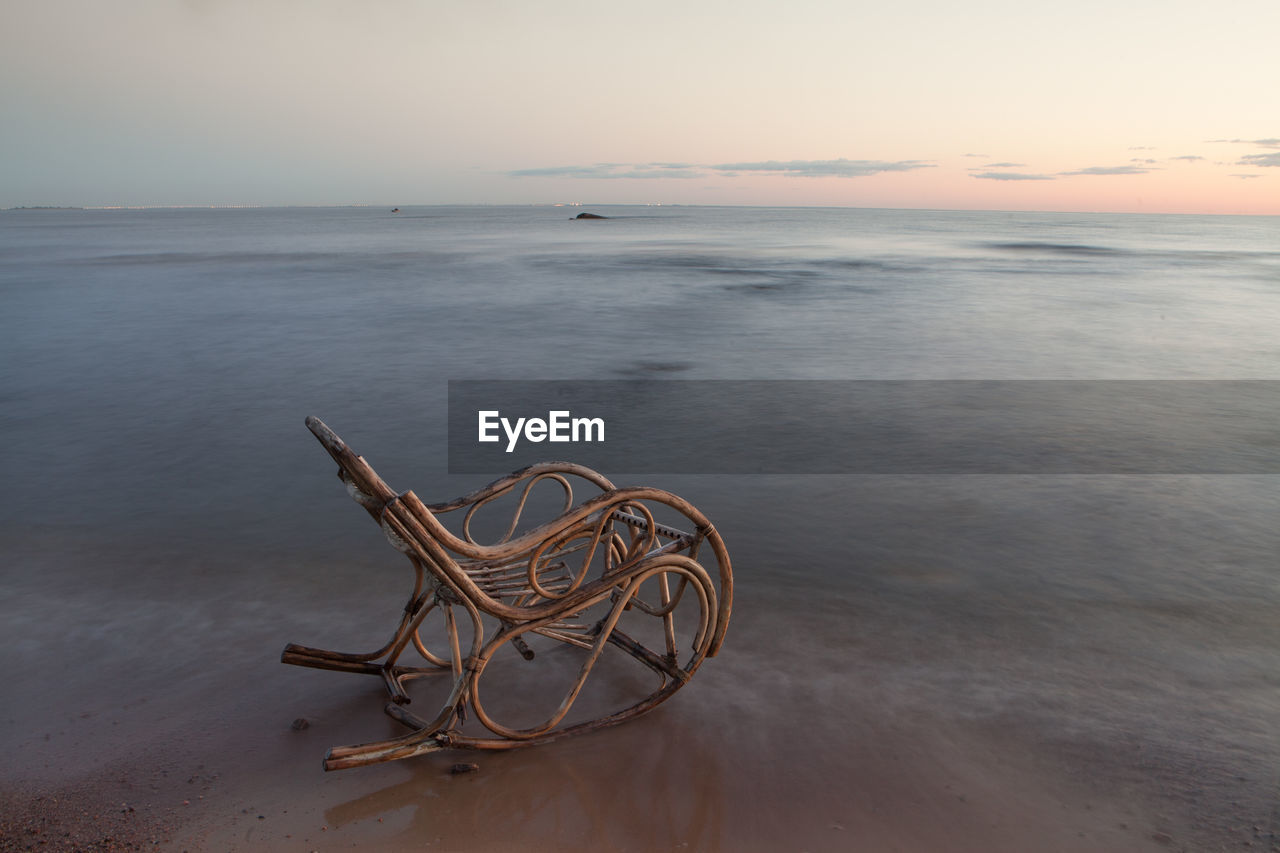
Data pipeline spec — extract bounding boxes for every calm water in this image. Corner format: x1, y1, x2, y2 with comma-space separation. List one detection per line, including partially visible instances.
3, 205, 1278, 529
2, 205, 1278, 845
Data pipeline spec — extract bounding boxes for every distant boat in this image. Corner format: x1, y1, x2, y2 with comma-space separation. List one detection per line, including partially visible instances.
391, 208, 400, 213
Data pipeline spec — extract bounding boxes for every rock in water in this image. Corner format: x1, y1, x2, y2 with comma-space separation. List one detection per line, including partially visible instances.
574, 212, 607, 219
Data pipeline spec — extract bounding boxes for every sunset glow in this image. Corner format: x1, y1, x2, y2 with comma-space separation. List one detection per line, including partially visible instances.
3, 1, 1277, 213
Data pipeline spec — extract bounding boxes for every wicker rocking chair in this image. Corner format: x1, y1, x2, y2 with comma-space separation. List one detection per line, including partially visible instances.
283, 417, 732, 770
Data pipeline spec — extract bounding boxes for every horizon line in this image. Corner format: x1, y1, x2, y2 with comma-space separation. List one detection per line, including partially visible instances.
4, 201, 1278, 217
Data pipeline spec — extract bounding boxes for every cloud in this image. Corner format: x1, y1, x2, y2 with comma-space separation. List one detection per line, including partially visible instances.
971, 171, 1055, 181
508, 165, 623, 178
1170, 155, 1204, 161
1231, 173, 1262, 179
621, 164, 704, 178
622, 169, 704, 179
1128, 145, 1156, 151
1239, 152, 1280, 167
507, 164, 701, 179
1205, 137, 1280, 167
1209, 138, 1280, 148
708, 158, 934, 178
1059, 165, 1152, 176
983, 162, 1026, 168
963, 153, 990, 158
1130, 158, 1157, 165
508, 158, 934, 180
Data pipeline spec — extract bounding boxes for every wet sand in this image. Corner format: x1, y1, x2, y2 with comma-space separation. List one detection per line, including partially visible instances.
0, 586, 1179, 853
4, 474, 1277, 852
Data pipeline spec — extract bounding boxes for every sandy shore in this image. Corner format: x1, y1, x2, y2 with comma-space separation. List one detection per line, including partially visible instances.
4, 473, 1279, 852
0, 665, 1187, 853
0, 591, 1233, 852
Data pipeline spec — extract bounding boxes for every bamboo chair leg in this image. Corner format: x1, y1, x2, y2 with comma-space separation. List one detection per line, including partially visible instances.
455, 561, 716, 748
324, 597, 486, 771
324, 722, 452, 771
282, 593, 451, 701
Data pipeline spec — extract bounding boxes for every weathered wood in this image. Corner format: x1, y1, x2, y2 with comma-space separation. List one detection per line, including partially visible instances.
283, 416, 733, 770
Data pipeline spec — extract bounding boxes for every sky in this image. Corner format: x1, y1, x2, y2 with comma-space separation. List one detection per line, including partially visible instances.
3, 0, 1278, 213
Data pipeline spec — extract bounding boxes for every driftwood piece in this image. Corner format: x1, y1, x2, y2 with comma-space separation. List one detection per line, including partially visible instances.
282, 416, 732, 771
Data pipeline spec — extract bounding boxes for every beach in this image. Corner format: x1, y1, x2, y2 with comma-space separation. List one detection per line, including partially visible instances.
6, 478, 1278, 851
2, 206, 1278, 851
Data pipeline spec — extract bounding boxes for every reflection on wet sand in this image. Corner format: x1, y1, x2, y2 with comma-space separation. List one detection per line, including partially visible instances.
323, 719, 724, 851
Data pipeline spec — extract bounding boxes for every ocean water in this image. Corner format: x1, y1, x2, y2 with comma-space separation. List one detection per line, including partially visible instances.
3, 206, 1278, 525
2, 205, 1279, 847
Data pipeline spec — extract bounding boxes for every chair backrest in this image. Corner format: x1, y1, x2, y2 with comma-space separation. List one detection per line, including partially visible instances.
305, 416, 400, 521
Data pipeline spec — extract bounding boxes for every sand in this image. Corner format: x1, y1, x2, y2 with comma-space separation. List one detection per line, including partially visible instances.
0, 682, 1187, 853
4, 475, 1279, 852
0, 581, 1226, 852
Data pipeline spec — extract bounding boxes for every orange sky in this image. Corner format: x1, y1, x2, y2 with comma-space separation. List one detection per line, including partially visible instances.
3, 1, 1277, 213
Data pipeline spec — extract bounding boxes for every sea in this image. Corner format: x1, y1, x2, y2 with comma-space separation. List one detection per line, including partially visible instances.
1, 204, 1278, 849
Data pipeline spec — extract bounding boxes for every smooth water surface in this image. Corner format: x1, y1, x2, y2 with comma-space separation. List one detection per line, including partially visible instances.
2, 205, 1278, 849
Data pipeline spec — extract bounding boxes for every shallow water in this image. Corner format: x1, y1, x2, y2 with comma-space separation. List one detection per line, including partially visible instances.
2, 205, 1278, 850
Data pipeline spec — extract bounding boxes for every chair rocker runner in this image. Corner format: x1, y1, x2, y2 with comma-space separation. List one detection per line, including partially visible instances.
283, 417, 732, 770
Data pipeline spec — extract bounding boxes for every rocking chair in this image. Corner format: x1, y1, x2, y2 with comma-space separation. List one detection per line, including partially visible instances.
282, 417, 732, 770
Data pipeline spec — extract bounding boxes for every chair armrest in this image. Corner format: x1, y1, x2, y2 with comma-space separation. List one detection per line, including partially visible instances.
423, 462, 617, 514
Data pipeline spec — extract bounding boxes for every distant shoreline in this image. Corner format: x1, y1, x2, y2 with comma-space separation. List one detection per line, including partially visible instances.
4, 203, 1275, 217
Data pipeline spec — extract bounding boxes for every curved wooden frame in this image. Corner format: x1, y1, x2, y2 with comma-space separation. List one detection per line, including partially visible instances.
283, 416, 732, 770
